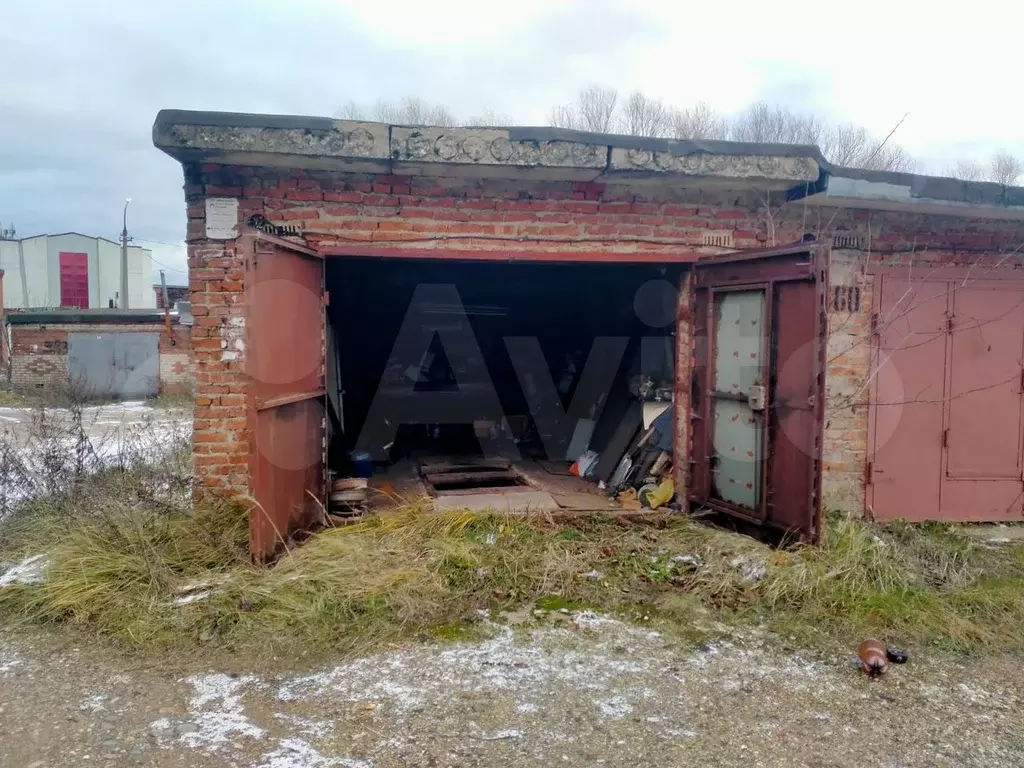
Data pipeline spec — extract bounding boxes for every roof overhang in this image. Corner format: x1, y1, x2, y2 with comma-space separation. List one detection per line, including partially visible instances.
791, 172, 1024, 221
6, 309, 177, 325
152, 110, 822, 191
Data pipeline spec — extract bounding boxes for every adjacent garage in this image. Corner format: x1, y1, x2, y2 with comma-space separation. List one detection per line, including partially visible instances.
868, 268, 1024, 521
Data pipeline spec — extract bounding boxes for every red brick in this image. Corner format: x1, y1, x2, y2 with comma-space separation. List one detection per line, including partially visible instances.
323, 191, 363, 204
284, 190, 323, 202
280, 209, 319, 220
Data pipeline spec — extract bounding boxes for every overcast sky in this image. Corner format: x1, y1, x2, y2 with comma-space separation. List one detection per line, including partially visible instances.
2, 0, 1021, 285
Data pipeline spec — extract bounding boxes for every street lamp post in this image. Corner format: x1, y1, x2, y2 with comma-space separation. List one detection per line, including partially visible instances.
120, 198, 132, 309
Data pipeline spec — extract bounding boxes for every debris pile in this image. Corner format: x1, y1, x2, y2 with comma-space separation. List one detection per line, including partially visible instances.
569, 395, 677, 511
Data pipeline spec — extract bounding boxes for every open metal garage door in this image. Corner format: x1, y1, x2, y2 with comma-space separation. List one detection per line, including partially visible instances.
246, 232, 327, 561
690, 243, 828, 541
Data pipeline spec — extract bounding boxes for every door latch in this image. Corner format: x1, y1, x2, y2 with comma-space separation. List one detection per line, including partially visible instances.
748, 384, 766, 412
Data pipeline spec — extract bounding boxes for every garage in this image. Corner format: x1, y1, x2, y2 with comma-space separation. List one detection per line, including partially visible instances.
868, 268, 1024, 521
246, 236, 689, 555
152, 109, 854, 560
244, 233, 828, 558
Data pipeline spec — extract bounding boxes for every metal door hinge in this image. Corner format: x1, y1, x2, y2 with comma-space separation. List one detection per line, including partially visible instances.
946, 315, 955, 332
865, 461, 873, 485
870, 313, 879, 336
942, 428, 949, 449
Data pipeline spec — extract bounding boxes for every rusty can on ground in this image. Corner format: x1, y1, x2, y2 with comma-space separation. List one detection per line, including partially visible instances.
858, 639, 888, 677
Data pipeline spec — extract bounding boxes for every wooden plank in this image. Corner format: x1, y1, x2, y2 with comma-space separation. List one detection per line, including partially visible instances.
419, 460, 511, 473
593, 402, 643, 483
425, 470, 520, 485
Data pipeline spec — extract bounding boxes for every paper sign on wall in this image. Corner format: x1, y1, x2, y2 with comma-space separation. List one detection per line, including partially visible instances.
205, 197, 239, 240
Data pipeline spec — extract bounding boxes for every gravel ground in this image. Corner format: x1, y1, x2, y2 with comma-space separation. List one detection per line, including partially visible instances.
1, 615, 1022, 768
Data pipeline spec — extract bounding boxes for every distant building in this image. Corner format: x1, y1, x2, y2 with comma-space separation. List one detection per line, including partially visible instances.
0, 232, 154, 309
154, 283, 190, 309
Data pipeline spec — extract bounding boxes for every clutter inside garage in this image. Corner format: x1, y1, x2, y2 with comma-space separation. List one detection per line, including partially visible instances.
323, 256, 681, 518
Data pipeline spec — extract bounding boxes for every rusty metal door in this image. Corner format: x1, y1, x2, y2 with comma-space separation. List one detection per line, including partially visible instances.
867, 277, 948, 521
691, 244, 828, 541
245, 233, 327, 561
941, 284, 1024, 519
868, 274, 1024, 522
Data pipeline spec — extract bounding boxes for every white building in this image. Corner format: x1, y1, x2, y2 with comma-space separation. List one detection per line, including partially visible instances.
0, 232, 154, 309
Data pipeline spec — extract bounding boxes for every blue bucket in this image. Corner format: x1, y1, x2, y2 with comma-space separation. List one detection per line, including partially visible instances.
351, 451, 374, 478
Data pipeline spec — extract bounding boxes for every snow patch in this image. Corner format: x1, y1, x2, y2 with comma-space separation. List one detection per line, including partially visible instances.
0, 651, 23, 674
728, 555, 766, 582
255, 739, 372, 768
174, 590, 213, 605
178, 674, 264, 750
0, 554, 49, 586
81, 694, 107, 712
597, 695, 633, 719
476, 728, 524, 740
278, 613, 658, 718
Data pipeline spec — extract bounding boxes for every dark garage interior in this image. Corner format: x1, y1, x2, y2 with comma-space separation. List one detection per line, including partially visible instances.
324, 257, 680, 505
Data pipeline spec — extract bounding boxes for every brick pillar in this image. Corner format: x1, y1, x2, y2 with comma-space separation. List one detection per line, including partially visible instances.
673, 269, 694, 504
188, 204, 251, 499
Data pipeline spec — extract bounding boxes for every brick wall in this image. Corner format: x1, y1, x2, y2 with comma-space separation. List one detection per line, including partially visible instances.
184, 237, 250, 497
8, 322, 194, 394
159, 325, 195, 395
821, 249, 874, 513
184, 162, 1024, 511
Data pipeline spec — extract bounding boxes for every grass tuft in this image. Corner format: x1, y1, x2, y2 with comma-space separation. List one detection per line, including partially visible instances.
2, 497, 1023, 655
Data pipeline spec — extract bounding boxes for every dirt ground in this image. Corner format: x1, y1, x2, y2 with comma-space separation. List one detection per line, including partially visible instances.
2, 615, 1022, 768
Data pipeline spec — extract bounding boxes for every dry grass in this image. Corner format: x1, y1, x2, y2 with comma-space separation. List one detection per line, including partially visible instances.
4, 397, 1020, 655
2, 493, 1023, 655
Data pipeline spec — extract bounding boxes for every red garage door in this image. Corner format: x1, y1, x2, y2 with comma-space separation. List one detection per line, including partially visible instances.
245, 232, 327, 561
59, 252, 89, 308
868, 271, 1024, 521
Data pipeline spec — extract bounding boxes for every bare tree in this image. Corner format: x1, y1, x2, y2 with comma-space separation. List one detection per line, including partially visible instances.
729, 102, 822, 145
990, 151, 1023, 185
620, 91, 671, 137
549, 104, 580, 131
949, 159, 985, 181
373, 96, 456, 126
820, 124, 916, 172
466, 107, 512, 127
335, 100, 366, 120
867, 143, 917, 173
549, 86, 619, 133
670, 102, 729, 140
819, 124, 872, 167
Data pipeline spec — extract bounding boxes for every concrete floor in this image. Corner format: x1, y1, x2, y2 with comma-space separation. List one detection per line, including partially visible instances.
363, 457, 623, 514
